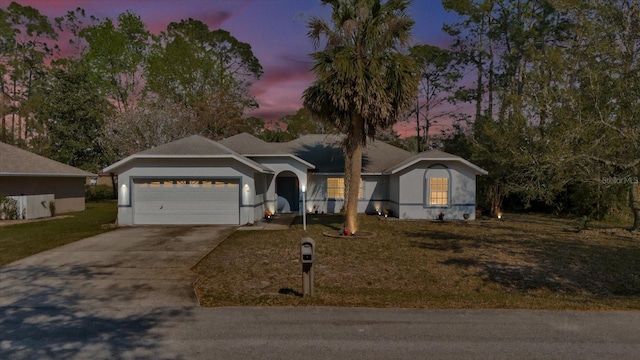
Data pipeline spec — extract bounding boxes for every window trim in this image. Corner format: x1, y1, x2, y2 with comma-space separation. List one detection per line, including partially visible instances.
424, 166, 451, 208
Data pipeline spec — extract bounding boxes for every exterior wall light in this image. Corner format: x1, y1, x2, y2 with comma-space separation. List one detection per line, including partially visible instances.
118, 184, 129, 206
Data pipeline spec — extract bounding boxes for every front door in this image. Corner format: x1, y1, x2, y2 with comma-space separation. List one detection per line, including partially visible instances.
276, 177, 299, 213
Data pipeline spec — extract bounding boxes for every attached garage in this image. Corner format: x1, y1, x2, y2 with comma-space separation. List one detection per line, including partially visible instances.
104, 135, 275, 226
133, 179, 239, 225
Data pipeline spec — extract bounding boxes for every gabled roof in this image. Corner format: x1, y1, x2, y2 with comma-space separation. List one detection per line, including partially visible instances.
220, 133, 316, 169
104, 135, 273, 174
281, 134, 412, 174
0, 141, 94, 177
213, 133, 486, 175
219, 132, 288, 155
384, 149, 488, 175
103, 133, 487, 177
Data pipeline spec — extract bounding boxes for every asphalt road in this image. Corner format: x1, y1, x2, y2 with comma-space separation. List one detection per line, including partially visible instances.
2, 306, 639, 360
1, 226, 639, 359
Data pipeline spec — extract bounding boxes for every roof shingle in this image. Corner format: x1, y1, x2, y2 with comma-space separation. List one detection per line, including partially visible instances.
0, 142, 94, 177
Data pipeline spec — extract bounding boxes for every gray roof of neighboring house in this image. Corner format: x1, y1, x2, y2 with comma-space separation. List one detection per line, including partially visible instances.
103, 135, 273, 173
0, 141, 94, 177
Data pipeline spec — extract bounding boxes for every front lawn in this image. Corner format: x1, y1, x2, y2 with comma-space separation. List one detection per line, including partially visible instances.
193, 213, 640, 310
0, 202, 117, 266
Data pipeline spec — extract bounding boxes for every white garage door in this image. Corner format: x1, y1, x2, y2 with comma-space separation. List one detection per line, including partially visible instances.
133, 179, 239, 225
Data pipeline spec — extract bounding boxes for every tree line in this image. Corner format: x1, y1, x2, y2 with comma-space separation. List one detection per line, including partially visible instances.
0, 3, 263, 171
430, 0, 639, 229
299, 0, 639, 231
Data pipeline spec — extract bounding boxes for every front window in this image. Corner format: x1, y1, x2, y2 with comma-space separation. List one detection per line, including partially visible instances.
327, 177, 363, 199
429, 177, 448, 205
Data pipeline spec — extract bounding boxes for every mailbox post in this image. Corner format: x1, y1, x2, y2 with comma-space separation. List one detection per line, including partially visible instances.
300, 237, 315, 297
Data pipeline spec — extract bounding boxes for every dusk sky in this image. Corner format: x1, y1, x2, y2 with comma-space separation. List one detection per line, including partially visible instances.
17, 0, 459, 135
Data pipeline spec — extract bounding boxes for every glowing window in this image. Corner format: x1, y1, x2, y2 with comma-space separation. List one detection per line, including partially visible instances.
327, 177, 363, 199
429, 178, 448, 205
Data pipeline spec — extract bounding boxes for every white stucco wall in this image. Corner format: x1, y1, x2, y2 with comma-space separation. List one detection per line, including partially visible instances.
394, 160, 478, 220
304, 174, 389, 214
250, 156, 310, 215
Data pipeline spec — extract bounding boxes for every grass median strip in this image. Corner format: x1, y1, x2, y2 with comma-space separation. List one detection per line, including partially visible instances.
193, 213, 640, 309
0, 202, 117, 266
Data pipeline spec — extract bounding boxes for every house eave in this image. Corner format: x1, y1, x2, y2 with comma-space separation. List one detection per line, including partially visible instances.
0, 172, 95, 178
243, 154, 316, 169
310, 172, 383, 176
103, 154, 274, 174
384, 158, 488, 175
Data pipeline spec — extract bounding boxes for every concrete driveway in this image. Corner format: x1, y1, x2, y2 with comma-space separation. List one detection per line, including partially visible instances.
0, 226, 235, 310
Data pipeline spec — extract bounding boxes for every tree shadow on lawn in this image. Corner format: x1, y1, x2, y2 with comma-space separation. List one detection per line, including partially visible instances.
409, 239, 465, 253
399, 216, 640, 297
440, 239, 640, 297
0, 264, 191, 359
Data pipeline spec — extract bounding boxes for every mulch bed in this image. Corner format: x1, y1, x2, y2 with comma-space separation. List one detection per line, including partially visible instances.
322, 230, 375, 238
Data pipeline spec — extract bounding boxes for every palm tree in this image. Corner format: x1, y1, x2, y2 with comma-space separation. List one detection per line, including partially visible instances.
303, 0, 418, 233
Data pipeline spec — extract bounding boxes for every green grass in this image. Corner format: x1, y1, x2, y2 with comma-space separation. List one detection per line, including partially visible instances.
0, 202, 117, 266
193, 213, 640, 310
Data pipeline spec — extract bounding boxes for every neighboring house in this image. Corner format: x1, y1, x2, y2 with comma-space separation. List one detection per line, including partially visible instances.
104, 133, 487, 226
0, 142, 94, 217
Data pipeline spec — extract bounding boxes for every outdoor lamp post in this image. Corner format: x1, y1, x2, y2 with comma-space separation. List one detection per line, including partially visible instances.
302, 185, 307, 231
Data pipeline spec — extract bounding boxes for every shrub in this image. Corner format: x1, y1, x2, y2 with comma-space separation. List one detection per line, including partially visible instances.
85, 185, 114, 201
0, 195, 20, 220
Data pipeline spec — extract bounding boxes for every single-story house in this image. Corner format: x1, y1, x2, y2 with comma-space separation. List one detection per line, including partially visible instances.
0, 141, 94, 218
104, 133, 487, 226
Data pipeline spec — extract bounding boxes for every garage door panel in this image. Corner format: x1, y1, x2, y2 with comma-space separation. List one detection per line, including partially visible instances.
133, 179, 239, 225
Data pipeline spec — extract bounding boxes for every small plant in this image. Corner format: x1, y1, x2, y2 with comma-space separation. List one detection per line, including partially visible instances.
49, 200, 56, 217
0, 195, 20, 220
437, 212, 445, 221
579, 215, 590, 231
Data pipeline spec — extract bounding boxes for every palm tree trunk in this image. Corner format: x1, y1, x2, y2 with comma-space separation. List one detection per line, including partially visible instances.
345, 113, 364, 234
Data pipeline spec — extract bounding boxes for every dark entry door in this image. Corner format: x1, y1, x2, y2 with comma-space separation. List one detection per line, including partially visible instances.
276, 177, 299, 212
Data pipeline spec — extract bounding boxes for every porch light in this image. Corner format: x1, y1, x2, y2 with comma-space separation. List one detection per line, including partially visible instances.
244, 184, 250, 192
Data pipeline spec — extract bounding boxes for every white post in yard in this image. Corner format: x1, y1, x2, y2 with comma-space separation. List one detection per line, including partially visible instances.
302, 185, 307, 231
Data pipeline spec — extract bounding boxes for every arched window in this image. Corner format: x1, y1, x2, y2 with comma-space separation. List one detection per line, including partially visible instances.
425, 165, 450, 207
